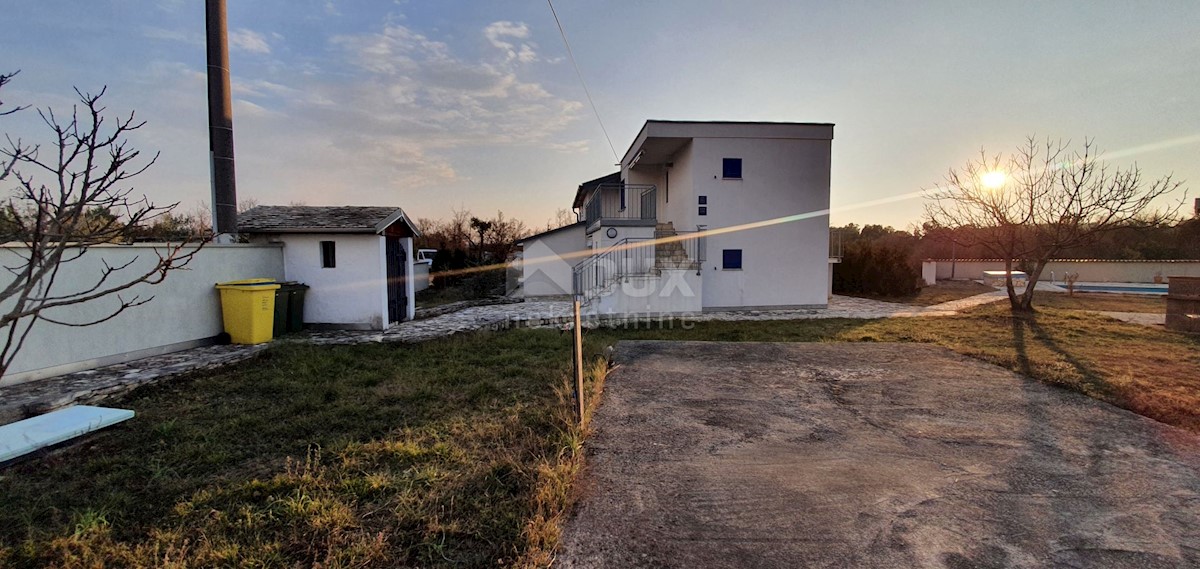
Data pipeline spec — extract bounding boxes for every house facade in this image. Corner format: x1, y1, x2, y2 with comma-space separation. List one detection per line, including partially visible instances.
240, 206, 421, 329
523, 120, 835, 314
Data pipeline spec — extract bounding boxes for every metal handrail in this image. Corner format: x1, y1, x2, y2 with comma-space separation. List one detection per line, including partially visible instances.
572, 228, 706, 299
572, 237, 653, 299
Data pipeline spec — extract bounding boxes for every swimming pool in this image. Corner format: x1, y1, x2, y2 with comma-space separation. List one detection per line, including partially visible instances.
1073, 284, 1168, 295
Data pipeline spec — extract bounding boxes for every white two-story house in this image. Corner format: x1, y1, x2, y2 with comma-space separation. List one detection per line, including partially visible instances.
518, 120, 834, 315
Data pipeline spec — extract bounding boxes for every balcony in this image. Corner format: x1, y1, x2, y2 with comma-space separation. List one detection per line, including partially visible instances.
582, 184, 656, 231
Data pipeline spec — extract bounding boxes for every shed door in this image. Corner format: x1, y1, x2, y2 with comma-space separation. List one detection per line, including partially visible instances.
385, 237, 407, 323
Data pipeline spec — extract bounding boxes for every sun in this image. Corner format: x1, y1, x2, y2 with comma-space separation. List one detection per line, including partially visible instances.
981, 171, 1007, 189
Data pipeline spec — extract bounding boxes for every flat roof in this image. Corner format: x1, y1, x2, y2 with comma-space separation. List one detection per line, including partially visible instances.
621, 120, 836, 167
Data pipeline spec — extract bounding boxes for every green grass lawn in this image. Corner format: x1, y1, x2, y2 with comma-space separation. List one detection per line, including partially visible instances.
3, 301, 1197, 568
0, 332, 604, 568
842, 279, 998, 306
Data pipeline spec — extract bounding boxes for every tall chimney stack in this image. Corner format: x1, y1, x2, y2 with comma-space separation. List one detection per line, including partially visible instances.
206, 0, 237, 237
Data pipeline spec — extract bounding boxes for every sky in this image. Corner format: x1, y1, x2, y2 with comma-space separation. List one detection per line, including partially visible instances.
3, 0, 1198, 230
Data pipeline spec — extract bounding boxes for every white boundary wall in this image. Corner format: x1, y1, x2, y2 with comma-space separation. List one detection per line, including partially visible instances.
413, 260, 431, 293
1, 243, 284, 386
924, 259, 1200, 284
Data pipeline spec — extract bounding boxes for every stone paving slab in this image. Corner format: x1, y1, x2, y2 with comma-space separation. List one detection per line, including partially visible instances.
1099, 311, 1167, 327
0, 294, 1006, 426
0, 344, 268, 425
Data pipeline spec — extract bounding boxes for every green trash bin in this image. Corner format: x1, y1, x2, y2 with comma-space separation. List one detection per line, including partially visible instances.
271, 286, 290, 338
280, 282, 309, 333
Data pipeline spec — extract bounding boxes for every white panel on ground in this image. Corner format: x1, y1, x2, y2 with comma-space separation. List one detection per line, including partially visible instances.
0, 405, 135, 463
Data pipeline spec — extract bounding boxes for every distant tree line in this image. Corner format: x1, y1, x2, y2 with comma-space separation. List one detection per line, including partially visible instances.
831, 214, 1200, 298
415, 208, 529, 295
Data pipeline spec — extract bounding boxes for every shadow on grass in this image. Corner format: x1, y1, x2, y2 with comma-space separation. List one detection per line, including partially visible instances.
1008, 312, 1113, 401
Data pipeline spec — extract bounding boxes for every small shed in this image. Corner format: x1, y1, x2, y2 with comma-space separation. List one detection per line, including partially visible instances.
239, 206, 421, 330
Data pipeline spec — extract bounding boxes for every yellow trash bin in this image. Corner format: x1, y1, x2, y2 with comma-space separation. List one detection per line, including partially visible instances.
215, 279, 281, 345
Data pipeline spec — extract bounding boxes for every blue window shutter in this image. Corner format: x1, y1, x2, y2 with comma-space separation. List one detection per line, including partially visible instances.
722, 249, 742, 270
722, 158, 742, 179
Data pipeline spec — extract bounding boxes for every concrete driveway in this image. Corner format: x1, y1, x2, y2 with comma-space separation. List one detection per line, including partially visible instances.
557, 341, 1200, 568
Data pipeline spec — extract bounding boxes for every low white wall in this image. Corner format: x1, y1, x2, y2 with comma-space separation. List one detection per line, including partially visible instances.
922, 260, 938, 286
928, 259, 1200, 283
1, 243, 284, 386
413, 261, 431, 293
591, 269, 703, 316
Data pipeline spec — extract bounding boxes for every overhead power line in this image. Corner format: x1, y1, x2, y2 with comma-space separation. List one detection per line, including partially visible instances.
546, 0, 619, 161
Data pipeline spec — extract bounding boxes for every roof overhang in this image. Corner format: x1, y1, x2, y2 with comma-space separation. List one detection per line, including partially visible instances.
572, 171, 621, 209
516, 221, 584, 245
620, 120, 836, 170
374, 207, 422, 237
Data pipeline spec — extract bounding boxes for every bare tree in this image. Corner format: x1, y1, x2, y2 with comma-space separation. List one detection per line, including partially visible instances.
544, 207, 575, 231
925, 137, 1184, 312
0, 75, 200, 377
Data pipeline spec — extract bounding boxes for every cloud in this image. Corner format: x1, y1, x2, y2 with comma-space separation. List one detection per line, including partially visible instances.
122, 19, 585, 210
484, 21, 538, 64
325, 22, 581, 148
142, 26, 203, 47
229, 28, 271, 54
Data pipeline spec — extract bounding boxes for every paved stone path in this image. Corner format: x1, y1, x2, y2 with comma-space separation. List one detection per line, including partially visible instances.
0, 291, 1009, 425
1099, 311, 1167, 327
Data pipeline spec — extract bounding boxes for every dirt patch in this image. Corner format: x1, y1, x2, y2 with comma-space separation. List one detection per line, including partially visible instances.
558, 341, 1200, 568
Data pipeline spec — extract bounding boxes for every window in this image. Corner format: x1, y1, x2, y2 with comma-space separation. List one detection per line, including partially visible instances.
722, 158, 742, 179
320, 241, 336, 268
698, 195, 707, 204
722, 249, 742, 270
698, 206, 707, 216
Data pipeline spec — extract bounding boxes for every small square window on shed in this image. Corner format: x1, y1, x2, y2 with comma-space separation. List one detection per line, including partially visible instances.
698, 206, 708, 216
722, 158, 742, 179
320, 241, 336, 268
722, 249, 742, 270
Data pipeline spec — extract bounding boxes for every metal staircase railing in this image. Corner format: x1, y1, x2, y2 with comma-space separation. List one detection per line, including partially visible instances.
572, 237, 653, 300
572, 229, 705, 301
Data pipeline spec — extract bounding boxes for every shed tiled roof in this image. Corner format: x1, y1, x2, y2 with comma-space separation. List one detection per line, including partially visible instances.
238, 206, 417, 234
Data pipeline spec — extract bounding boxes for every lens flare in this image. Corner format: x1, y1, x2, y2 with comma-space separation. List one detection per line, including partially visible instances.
981, 171, 1006, 189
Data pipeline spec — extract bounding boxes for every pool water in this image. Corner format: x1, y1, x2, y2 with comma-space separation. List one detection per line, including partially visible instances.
1073, 284, 1168, 295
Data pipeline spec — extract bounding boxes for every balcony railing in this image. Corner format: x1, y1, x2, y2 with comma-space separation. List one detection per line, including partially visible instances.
583, 184, 656, 228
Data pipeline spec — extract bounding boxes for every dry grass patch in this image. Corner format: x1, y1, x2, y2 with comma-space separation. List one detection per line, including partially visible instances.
843, 279, 998, 306
587, 305, 1200, 432
0, 330, 604, 568
1031, 291, 1165, 313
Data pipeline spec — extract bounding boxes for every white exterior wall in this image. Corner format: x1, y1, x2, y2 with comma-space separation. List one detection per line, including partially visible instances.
1, 243, 284, 386
592, 225, 655, 251
274, 234, 389, 329
591, 269, 703, 316
521, 223, 586, 297
681, 137, 831, 309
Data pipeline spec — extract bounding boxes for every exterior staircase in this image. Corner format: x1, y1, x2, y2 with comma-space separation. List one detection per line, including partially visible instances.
572, 222, 705, 314
655, 222, 699, 271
